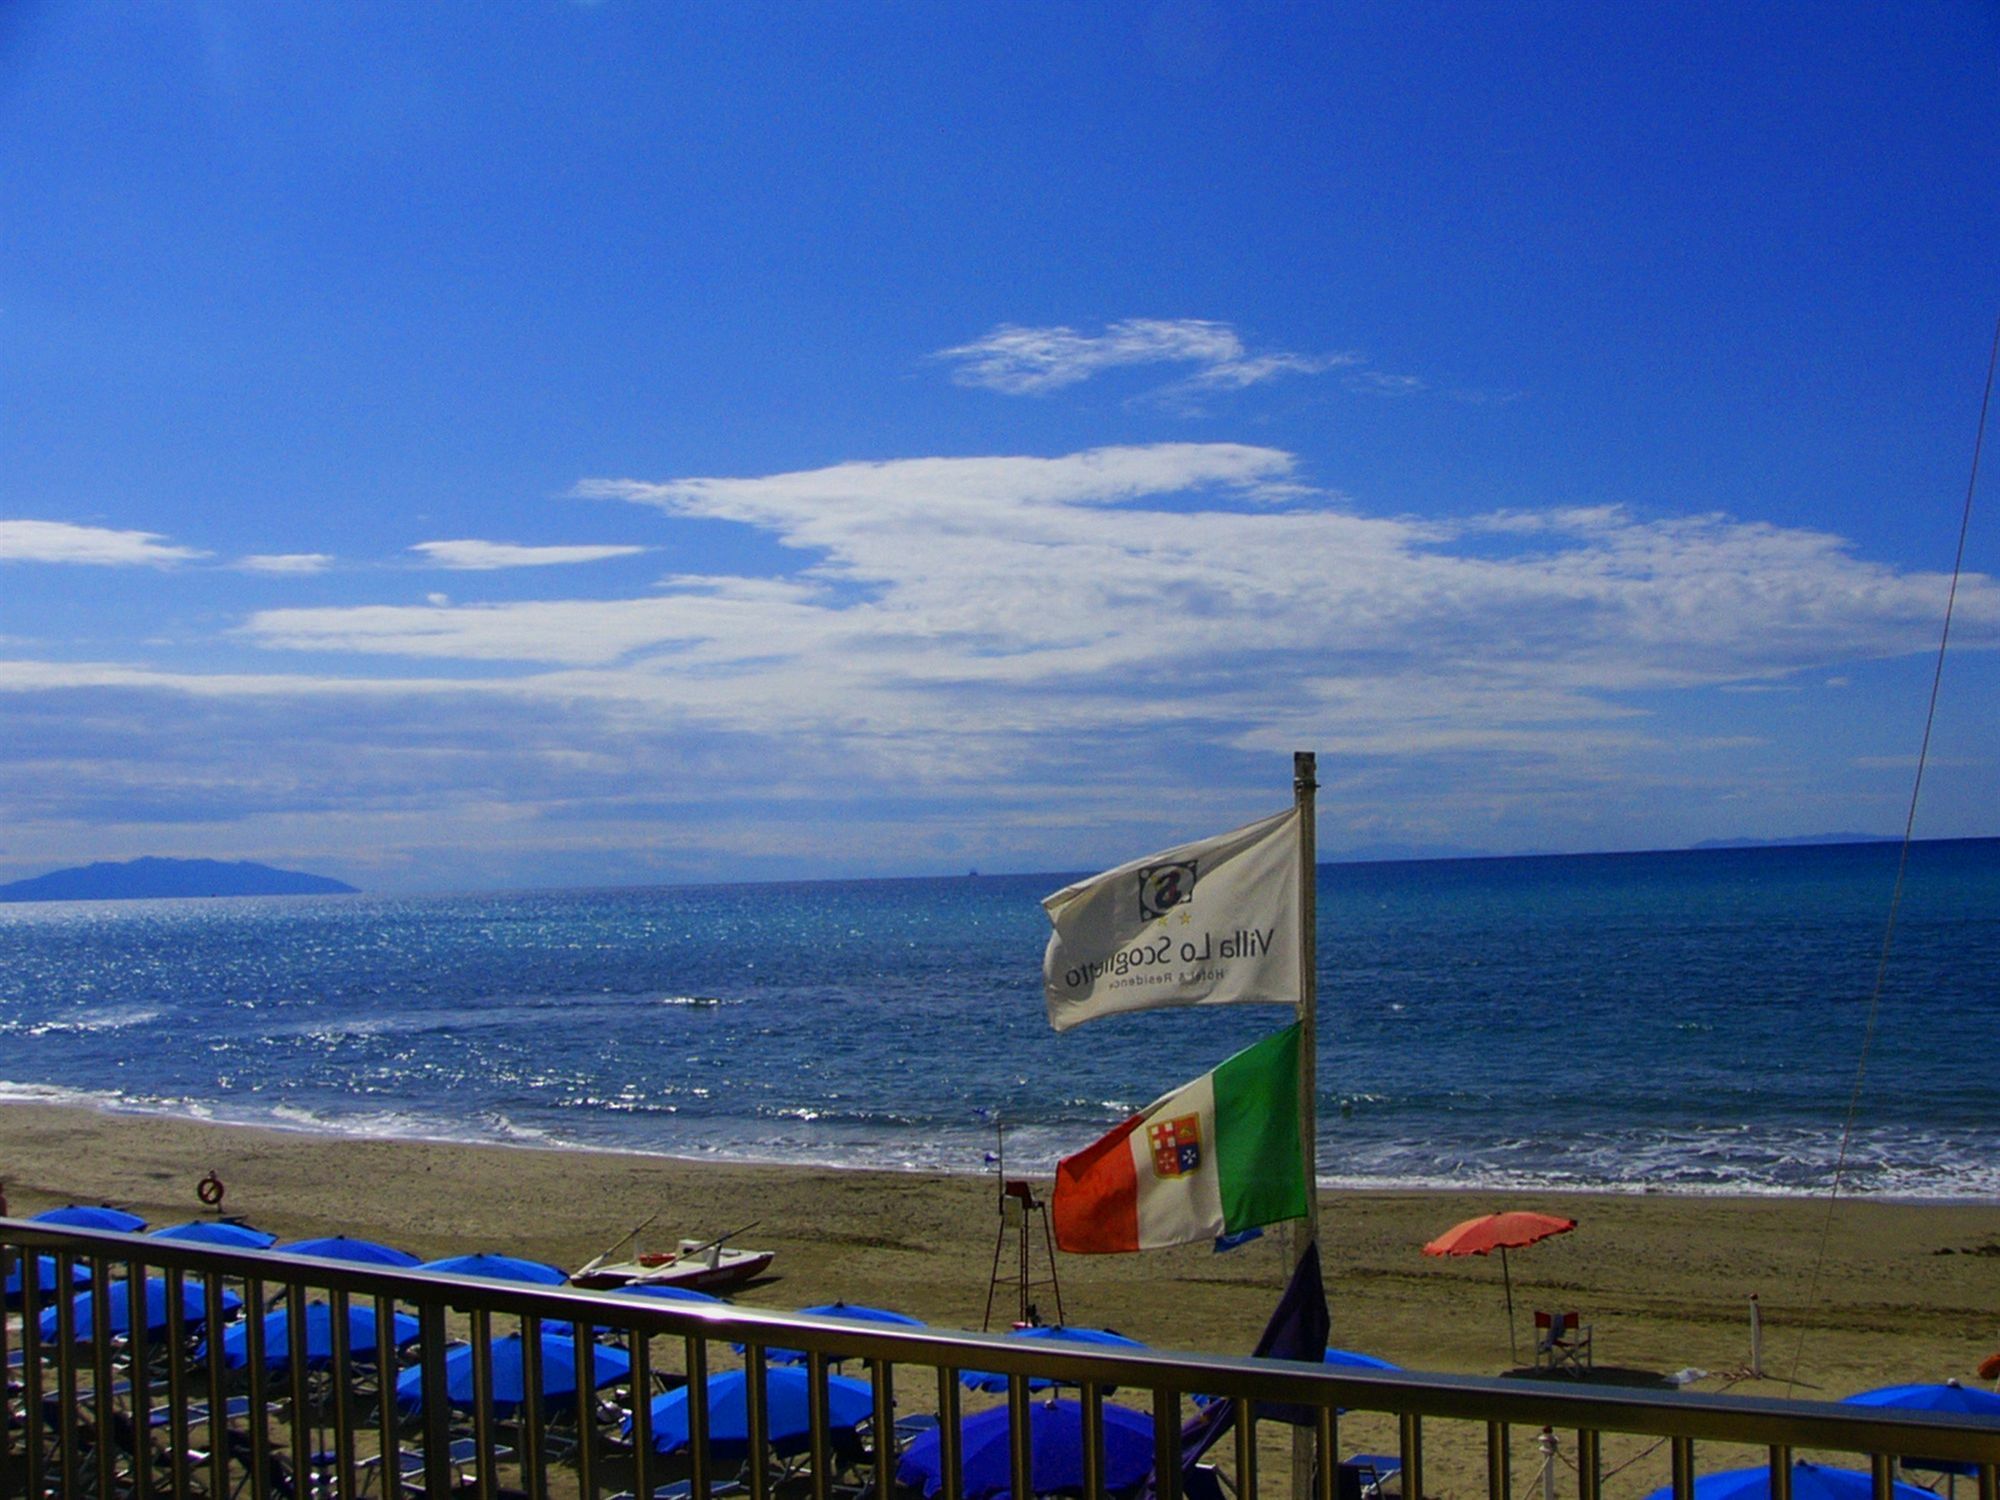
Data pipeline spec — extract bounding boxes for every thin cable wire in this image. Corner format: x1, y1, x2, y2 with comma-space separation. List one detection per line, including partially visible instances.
1784, 315, 2000, 1394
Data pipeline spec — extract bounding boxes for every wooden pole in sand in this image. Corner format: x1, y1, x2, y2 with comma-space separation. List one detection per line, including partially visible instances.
1292, 750, 1321, 1500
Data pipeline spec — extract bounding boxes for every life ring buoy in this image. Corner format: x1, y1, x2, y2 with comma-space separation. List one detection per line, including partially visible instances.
197, 1172, 226, 1208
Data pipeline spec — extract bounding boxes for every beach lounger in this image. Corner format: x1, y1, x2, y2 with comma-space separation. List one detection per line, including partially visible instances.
1339, 1453, 1403, 1500
1533, 1310, 1592, 1374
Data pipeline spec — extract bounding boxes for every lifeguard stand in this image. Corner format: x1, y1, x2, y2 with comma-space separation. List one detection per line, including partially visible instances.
983, 1179, 1063, 1331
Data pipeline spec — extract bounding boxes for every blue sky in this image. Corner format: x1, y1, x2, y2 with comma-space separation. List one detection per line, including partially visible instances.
2, 2, 1995, 892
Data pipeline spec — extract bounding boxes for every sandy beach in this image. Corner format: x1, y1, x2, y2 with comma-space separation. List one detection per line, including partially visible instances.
6, 1101, 1998, 1494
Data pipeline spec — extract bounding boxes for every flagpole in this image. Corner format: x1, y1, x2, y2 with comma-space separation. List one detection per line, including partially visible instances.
1292, 750, 1320, 1500
1292, 750, 1319, 1253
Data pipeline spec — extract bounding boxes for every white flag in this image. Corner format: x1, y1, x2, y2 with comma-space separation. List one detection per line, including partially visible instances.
1043, 807, 1301, 1033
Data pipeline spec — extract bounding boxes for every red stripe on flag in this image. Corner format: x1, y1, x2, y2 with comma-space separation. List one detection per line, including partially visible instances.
1052, 1113, 1143, 1253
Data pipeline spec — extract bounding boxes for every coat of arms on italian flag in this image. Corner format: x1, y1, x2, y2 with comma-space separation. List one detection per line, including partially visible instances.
1051, 1024, 1309, 1253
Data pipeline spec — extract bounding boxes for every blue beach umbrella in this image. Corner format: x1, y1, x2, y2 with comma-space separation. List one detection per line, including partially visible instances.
1642, 1461, 1937, 1500
40, 1277, 243, 1341
1326, 1348, 1400, 1370
30, 1205, 147, 1233
753, 1300, 925, 1364
632, 1367, 875, 1459
417, 1252, 568, 1285
620, 1283, 728, 1305
210, 1300, 421, 1371
1842, 1382, 2000, 1476
394, 1332, 630, 1418
149, 1220, 278, 1249
899, 1397, 1156, 1500
279, 1235, 421, 1267
961, 1324, 1147, 1393
5, 1254, 92, 1306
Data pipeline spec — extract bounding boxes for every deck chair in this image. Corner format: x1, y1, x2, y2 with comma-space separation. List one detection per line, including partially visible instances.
1338, 1453, 1402, 1500
1533, 1311, 1592, 1373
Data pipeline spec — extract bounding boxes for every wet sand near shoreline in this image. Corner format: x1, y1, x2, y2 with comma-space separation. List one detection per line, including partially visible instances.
5, 1101, 1998, 1496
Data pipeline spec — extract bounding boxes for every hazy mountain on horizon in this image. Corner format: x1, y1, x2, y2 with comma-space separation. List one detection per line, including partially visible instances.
0, 856, 359, 903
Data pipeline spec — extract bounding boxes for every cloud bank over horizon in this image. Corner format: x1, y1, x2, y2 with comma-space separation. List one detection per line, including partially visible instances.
2, 440, 1992, 890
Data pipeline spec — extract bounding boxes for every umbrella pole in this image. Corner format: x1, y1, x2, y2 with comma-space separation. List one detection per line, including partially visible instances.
1503, 1247, 1517, 1364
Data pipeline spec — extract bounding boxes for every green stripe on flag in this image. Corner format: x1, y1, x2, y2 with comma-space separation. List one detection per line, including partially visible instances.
1212, 1023, 1309, 1232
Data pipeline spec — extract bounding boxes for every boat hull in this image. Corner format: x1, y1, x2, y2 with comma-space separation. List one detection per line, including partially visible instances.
571, 1246, 775, 1293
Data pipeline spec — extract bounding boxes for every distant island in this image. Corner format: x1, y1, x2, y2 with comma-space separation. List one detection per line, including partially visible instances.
1689, 832, 1896, 850
0, 857, 359, 903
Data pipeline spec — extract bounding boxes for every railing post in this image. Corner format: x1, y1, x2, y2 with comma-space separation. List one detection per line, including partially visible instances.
128, 1254, 154, 1500
1870, 1452, 1894, 1500
1082, 1381, 1106, 1500
1488, 1421, 1512, 1500
518, 1310, 546, 1497
469, 1307, 496, 1500
1400, 1412, 1425, 1500
1672, 1436, 1695, 1500
872, 1356, 898, 1500
245, 1274, 273, 1500
1153, 1384, 1182, 1500
808, 1349, 832, 1500
631, 1326, 654, 1500
286, 1279, 313, 1500
328, 1287, 359, 1500
203, 1266, 229, 1500
1007, 1374, 1032, 1500
572, 1317, 598, 1499
1575, 1428, 1600, 1500
1316, 1404, 1338, 1500
418, 1299, 453, 1498
1770, 1445, 1794, 1500
164, 1264, 192, 1500
686, 1330, 711, 1500
936, 1363, 963, 1500
1237, 1404, 1259, 1500
92, 1256, 117, 1500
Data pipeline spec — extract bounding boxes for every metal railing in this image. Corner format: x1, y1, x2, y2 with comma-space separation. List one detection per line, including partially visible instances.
6, 1218, 1999, 1500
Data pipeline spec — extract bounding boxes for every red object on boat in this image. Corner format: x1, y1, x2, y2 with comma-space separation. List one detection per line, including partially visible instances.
1422, 1211, 1577, 1258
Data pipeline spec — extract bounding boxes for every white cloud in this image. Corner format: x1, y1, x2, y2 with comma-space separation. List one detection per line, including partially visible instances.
410, 539, 647, 570
0, 520, 207, 567
7, 442, 1994, 885
936, 319, 1354, 398
238, 552, 335, 574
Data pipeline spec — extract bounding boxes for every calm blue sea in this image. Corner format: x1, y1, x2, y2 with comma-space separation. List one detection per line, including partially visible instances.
0, 840, 1994, 1200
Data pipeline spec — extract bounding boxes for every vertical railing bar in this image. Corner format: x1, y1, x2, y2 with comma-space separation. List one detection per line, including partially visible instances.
1316, 1403, 1338, 1500
1083, 1380, 1106, 1500
55, 1250, 80, 1500
519, 1310, 547, 1498
1871, 1452, 1894, 1500
165, 1263, 191, 1500
128, 1252, 154, 1500
1237, 1403, 1258, 1500
1770, 1444, 1794, 1500
418, 1300, 453, 1499
470, 1307, 497, 1500
1007, 1374, 1031, 1500
375, 1291, 403, 1494
807, 1348, 832, 1500
573, 1314, 598, 1499
871, 1356, 896, 1500
93, 1264, 120, 1500
329, 1287, 359, 1500
203, 1268, 228, 1500
1576, 1429, 1601, 1500
0, 1243, 14, 1500
245, 1274, 272, 1500
686, 1333, 712, 1500
93, 1255, 117, 1500
1488, 1421, 1512, 1500
631, 1325, 655, 1500
1978, 1462, 1998, 1500
19, 1246, 48, 1500
1398, 1412, 1424, 1500
1152, 1384, 1181, 1500
286, 1280, 312, 1500
1672, 1436, 1696, 1500
937, 1365, 962, 1500
743, 1338, 768, 1500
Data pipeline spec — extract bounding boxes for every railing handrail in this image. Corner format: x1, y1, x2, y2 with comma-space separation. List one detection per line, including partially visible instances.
8, 1215, 2000, 1466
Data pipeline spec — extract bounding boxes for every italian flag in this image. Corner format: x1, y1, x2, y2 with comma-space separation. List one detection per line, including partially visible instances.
1052, 1025, 1309, 1254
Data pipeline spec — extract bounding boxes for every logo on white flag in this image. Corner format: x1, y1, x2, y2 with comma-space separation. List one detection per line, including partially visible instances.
1042, 807, 1301, 1032
1137, 861, 1198, 919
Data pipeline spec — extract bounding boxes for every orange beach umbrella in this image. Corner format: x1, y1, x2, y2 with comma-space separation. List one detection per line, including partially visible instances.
1423, 1212, 1577, 1362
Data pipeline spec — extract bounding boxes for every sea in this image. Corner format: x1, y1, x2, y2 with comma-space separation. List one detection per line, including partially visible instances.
0, 839, 1994, 1202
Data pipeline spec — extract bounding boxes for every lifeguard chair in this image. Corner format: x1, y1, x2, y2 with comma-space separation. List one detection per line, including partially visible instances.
983, 1179, 1064, 1330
